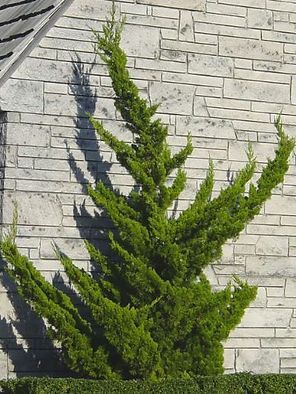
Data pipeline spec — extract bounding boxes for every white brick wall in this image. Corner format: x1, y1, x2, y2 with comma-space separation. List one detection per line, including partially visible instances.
0, 0, 296, 378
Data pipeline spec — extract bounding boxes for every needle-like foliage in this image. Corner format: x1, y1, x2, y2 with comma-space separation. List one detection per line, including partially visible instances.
1, 5, 295, 380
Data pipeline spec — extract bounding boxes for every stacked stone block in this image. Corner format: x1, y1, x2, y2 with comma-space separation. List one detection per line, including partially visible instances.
0, 0, 295, 377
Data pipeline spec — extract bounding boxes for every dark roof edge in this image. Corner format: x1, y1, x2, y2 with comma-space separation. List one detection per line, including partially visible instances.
0, 0, 75, 89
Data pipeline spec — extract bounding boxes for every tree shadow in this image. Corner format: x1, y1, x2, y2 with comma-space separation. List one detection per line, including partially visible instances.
0, 57, 118, 378
0, 114, 70, 377
67, 56, 116, 261
0, 264, 72, 378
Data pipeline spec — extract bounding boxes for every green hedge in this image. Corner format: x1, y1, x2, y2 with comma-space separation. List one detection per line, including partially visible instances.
1, 374, 296, 394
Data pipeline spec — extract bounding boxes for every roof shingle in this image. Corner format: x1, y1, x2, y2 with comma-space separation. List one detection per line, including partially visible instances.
0, 0, 73, 87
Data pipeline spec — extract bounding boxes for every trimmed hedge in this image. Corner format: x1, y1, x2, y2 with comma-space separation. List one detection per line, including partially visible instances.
1, 374, 296, 394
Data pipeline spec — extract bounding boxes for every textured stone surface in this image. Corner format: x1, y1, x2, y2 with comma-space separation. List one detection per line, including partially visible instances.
150, 82, 195, 115
256, 236, 288, 256
219, 36, 283, 61
176, 116, 236, 139
3, 192, 62, 226
0, 80, 43, 113
246, 256, 296, 276
224, 79, 290, 103
0, 0, 296, 378
236, 349, 279, 373
240, 308, 291, 328
122, 25, 159, 58
136, 0, 205, 11
188, 54, 234, 77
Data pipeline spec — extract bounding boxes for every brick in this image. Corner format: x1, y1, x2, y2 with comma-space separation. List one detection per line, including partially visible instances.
161, 39, 217, 55
193, 97, 208, 117
280, 349, 296, 358
236, 349, 279, 373
224, 349, 235, 369
263, 30, 296, 44
234, 244, 255, 255
224, 338, 260, 348
195, 22, 260, 39
276, 328, 296, 338
274, 11, 289, 22
219, 36, 283, 61
44, 83, 68, 94
3, 192, 63, 227
246, 256, 296, 276
6, 168, 69, 182
234, 68, 290, 84
224, 79, 289, 103
0, 80, 43, 113
281, 358, 296, 368
291, 76, 296, 104
206, 97, 250, 110
65, 0, 110, 19
17, 158, 33, 169
0, 352, 7, 379
15, 58, 74, 83
160, 29, 178, 40
40, 238, 89, 260
208, 108, 269, 122
34, 159, 70, 172
240, 308, 291, 328
262, 338, 296, 348
30, 47, 57, 60
194, 12, 245, 27
6, 124, 50, 147
219, 0, 265, 7
248, 8, 273, 29
228, 141, 275, 162
267, 298, 296, 308
136, 0, 206, 11
207, 3, 246, 17
194, 33, 217, 45
267, 0, 296, 13
40, 37, 94, 53
196, 86, 222, 97
179, 11, 194, 41
285, 278, 296, 297
266, 195, 296, 215
267, 287, 285, 297
188, 54, 233, 77
176, 116, 236, 139
163, 72, 223, 87
213, 264, 245, 275
252, 215, 280, 226
150, 82, 195, 115
235, 59, 252, 69
256, 236, 289, 256
229, 328, 275, 338
152, 6, 179, 19
136, 58, 186, 73
160, 49, 187, 63
122, 24, 160, 58
121, 3, 147, 15
44, 94, 116, 119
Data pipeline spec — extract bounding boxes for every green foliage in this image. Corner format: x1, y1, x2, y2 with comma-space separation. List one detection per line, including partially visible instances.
0, 5, 295, 380
2, 374, 296, 394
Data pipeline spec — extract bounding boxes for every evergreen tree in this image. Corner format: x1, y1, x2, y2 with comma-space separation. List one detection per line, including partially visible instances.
0, 6, 295, 380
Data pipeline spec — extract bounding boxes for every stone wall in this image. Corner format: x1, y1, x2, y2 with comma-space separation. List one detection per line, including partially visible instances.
0, 0, 296, 378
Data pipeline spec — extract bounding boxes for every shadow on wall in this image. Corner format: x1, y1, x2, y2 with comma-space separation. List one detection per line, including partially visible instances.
0, 267, 72, 378
0, 55, 120, 378
68, 55, 114, 249
0, 111, 69, 377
